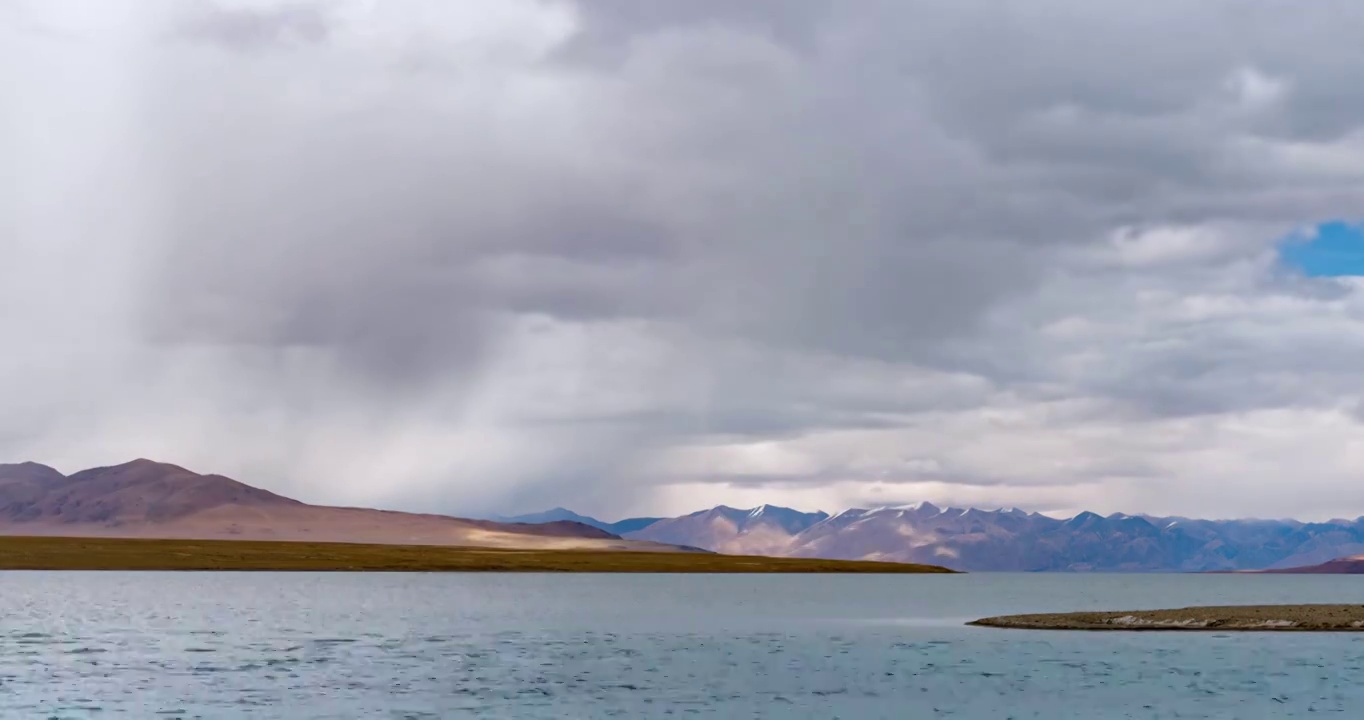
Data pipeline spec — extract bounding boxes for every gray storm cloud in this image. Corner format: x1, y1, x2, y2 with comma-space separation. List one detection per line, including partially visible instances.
5, 0, 1364, 519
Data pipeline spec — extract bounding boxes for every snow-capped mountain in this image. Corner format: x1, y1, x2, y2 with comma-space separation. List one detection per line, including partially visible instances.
498, 502, 1364, 571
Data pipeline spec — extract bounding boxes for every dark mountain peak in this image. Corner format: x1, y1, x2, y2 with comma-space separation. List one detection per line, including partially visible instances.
0, 462, 65, 482
111, 457, 190, 472
68, 458, 195, 483
1063, 511, 1106, 529
1, 461, 60, 470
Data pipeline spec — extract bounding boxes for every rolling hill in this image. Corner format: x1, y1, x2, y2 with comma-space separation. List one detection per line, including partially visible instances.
0, 459, 680, 552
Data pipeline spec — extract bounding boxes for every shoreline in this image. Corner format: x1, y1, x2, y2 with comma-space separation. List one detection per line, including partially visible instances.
969, 604, 1364, 631
0, 535, 956, 573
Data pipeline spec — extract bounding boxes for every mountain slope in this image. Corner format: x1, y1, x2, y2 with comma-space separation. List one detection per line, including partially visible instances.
0, 460, 683, 553
628, 505, 829, 556
602, 517, 664, 535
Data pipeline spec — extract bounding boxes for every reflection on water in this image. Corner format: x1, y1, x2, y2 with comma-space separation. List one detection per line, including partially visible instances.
4, 572, 1364, 718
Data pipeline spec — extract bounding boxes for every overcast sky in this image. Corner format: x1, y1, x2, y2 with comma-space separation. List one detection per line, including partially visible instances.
6, 0, 1364, 521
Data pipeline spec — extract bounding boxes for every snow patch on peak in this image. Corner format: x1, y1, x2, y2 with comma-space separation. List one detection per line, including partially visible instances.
825, 508, 868, 522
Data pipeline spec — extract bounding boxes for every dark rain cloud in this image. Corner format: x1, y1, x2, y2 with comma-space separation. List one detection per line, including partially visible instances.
5, 0, 1364, 519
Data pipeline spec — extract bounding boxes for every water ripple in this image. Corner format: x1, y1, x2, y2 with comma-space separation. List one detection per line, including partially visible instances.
5, 572, 1364, 718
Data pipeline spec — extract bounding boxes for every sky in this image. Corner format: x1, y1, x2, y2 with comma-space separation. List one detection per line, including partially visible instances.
1281, 222, 1364, 277
5, 0, 1364, 521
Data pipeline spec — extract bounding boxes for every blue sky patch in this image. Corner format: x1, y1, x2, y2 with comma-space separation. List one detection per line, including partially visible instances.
1279, 221, 1364, 277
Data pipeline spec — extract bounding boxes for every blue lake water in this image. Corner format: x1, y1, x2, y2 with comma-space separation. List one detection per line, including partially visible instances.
4, 572, 1364, 718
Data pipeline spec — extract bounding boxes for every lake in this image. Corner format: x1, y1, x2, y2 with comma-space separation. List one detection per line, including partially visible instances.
4, 572, 1364, 718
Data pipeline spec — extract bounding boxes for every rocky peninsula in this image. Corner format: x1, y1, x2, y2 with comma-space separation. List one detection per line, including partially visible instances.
969, 605, 1364, 631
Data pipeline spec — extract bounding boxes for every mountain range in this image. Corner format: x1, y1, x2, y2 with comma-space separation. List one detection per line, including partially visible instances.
0, 460, 682, 553
13, 459, 1364, 572
506, 502, 1364, 572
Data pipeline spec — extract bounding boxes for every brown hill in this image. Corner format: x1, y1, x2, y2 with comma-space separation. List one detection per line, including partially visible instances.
0, 459, 674, 552
2, 459, 301, 524
1258, 555, 1364, 574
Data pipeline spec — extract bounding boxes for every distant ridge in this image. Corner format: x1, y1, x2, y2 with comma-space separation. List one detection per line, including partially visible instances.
489, 507, 605, 528
510, 502, 1364, 573
490, 507, 663, 535
0, 460, 687, 553
1258, 555, 1364, 574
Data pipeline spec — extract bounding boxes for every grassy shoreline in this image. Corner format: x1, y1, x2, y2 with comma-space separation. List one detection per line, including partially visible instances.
969, 604, 1364, 631
0, 535, 957, 573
